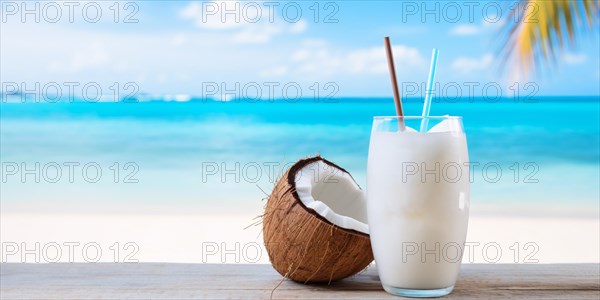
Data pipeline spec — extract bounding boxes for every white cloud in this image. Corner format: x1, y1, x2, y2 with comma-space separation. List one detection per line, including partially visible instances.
283, 40, 425, 77
450, 24, 480, 36
179, 1, 244, 30
2, 11, 433, 97
179, 2, 200, 20
450, 19, 505, 36
451, 54, 494, 74
1, 21, 284, 95
48, 41, 110, 73
180, 1, 307, 44
258, 65, 288, 77
482, 18, 505, 29
452, 53, 494, 74
170, 33, 187, 46
291, 49, 310, 61
345, 46, 422, 74
563, 53, 586, 65
232, 23, 283, 44
290, 20, 308, 34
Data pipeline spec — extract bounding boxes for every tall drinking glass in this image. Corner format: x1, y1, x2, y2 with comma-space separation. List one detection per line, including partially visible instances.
367, 116, 470, 298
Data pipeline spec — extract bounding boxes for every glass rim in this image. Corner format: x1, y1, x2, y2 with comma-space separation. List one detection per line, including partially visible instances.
373, 116, 462, 120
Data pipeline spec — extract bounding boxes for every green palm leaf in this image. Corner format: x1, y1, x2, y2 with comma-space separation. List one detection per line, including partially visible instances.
502, 0, 599, 73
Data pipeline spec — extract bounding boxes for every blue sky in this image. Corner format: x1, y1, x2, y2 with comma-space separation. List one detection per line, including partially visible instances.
1, 1, 599, 98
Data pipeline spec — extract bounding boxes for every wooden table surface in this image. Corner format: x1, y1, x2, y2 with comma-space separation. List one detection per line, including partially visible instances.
1, 263, 599, 299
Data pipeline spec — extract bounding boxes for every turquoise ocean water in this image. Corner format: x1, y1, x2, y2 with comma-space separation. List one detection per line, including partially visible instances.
1, 98, 598, 216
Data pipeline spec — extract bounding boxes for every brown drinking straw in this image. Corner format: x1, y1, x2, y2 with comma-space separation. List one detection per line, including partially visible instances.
384, 37, 405, 129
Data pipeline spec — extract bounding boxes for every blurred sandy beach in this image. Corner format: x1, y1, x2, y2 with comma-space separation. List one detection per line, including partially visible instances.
2, 211, 598, 264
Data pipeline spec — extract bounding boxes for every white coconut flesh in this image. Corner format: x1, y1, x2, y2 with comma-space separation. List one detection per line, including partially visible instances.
294, 160, 369, 234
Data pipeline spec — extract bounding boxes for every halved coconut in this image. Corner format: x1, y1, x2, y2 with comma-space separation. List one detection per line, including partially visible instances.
263, 156, 373, 283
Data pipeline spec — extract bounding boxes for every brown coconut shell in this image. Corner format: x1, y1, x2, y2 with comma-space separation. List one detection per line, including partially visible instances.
262, 156, 373, 283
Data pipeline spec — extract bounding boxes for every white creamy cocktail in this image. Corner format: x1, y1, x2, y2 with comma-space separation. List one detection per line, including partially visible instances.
367, 116, 470, 298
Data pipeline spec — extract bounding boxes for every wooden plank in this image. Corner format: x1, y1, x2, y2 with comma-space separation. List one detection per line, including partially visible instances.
1, 263, 599, 299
